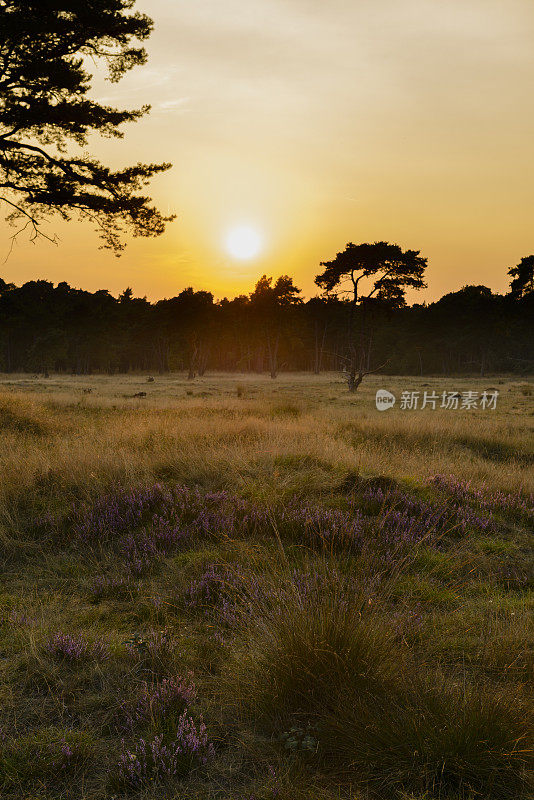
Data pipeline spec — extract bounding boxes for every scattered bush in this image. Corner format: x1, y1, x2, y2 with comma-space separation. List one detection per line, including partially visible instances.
118, 674, 197, 733
229, 571, 399, 720
111, 711, 214, 790
45, 632, 109, 662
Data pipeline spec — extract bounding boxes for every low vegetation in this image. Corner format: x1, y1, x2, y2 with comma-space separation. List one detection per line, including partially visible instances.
0, 373, 532, 799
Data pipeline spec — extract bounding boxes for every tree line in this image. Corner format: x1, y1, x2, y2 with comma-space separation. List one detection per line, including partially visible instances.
0, 250, 531, 379
1, 6, 531, 386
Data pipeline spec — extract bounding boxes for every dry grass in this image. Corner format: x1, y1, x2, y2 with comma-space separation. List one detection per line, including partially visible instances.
0, 373, 531, 517
0, 372, 532, 799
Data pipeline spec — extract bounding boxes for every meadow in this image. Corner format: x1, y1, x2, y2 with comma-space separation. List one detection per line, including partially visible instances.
0, 372, 532, 799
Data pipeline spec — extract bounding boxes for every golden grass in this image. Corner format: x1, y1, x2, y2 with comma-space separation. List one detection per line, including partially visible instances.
0, 372, 532, 799
0, 373, 531, 528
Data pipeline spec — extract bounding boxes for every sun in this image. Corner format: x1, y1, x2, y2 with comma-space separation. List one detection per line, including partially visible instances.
225, 225, 262, 260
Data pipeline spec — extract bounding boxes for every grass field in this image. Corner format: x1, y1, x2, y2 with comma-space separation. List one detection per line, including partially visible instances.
0, 372, 532, 799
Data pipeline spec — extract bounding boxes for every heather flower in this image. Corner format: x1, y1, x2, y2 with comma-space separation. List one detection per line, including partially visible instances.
74, 484, 174, 542
184, 564, 266, 635
74, 484, 270, 582
59, 739, 74, 768
357, 480, 501, 540
114, 711, 214, 788
72, 477, 520, 577
119, 674, 197, 731
2, 609, 34, 626
120, 520, 191, 576
75, 483, 263, 544
184, 564, 242, 609
278, 501, 366, 551
429, 474, 534, 523
45, 632, 110, 661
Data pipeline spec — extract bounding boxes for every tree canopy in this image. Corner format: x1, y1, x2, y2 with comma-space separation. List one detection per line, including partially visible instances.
508, 255, 534, 300
248, 275, 302, 378
0, 0, 174, 251
0, 274, 530, 377
315, 241, 427, 307
315, 241, 428, 389
249, 274, 302, 310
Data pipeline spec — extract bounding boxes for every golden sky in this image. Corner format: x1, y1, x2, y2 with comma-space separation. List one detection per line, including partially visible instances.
3, 0, 534, 301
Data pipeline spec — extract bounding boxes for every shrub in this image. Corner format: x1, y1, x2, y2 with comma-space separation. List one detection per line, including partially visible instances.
118, 674, 197, 732
229, 571, 399, 721
112, 711, 214, 790
320, 679, 533, 798
123, 627, 179, 677
45, 632, 109, 662
184, 563, 241, 610
429, 474, 534, 524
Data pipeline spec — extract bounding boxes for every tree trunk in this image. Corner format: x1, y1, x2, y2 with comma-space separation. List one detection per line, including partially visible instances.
187, 342, 198, 379
267, 331, 279, 379
346, 273, 364, 392
313, 319, 327, 375
348, 368, 364, 392
197, 343, 209, 376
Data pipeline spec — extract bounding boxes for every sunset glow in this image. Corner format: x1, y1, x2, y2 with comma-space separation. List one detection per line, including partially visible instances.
225, 226, 262, 260
2, 0, 534, 301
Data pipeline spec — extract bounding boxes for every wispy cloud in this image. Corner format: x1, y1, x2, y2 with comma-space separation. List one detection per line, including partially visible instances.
157, 97, 191, 113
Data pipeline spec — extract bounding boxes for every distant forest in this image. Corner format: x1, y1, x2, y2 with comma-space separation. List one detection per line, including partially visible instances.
0, 273, 532, 377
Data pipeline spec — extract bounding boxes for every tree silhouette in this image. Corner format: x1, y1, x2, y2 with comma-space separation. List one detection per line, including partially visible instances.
0, 265, 529, 377
431, 285, 502, 377
508, 256, 534, 300
315, 241, 427, 390
249, 275, 301, 378
156, 288, 214, 378
0, 0, 174, 251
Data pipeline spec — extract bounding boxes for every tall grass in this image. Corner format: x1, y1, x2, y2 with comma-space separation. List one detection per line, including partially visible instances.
0, 374, 532, 799
229, 569, 399, 718
226, 567, 533, 798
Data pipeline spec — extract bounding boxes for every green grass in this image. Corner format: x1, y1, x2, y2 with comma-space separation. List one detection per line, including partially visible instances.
0, 372, 532, 799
